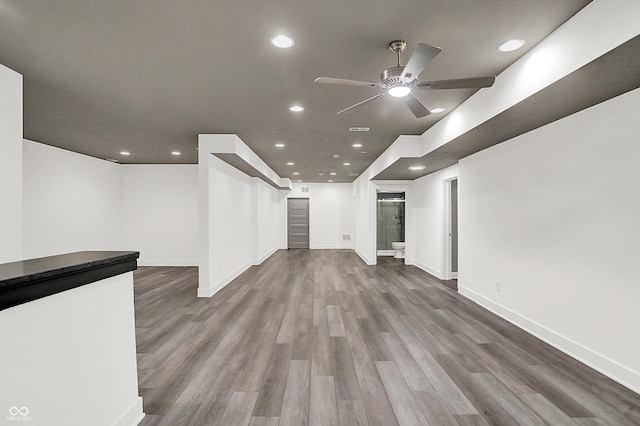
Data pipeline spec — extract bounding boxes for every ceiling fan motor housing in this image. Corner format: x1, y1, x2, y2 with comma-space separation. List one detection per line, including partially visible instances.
381, 66, 413, 88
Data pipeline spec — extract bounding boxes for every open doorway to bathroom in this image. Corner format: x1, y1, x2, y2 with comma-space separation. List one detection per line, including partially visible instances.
376, 192, 405, 258
444, 178, 458, 281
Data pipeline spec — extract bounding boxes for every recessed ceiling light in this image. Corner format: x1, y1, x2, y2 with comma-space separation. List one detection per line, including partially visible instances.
293, 172, 299, 175
343, 162, 351, 166
408, 165, 426, 171
348, 172, 358, 177
286, 162, 294, 166
388, 85, 411, 98
297, 179, 303, 183
328, 180, 334, 183
361, 151, 368, 154
352, 143, 362, 148
497, 39, 525, 52
120, 151, 130, 156
332, 154, 340, 159
330, 172, 336, 176
171, 151, 181, 156
270, 35, 295, 48
430, 107, 445, 113
289, 105, 304, 112
318, 172, 325, 176
275, 143, 285, 148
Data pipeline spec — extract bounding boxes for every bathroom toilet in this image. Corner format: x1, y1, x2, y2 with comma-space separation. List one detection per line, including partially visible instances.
391, 242, 405, 259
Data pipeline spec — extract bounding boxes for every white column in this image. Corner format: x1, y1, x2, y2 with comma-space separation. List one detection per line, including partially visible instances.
0, 64, 23, 263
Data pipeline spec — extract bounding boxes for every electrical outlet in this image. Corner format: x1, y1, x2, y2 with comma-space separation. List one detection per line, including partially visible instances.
496, 281, 501, 292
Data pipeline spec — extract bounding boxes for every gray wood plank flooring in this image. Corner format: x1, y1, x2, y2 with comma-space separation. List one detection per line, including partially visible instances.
134, 250, 640, 425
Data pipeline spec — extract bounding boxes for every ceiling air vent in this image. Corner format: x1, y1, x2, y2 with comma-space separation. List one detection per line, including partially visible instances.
349, 127, 370, 132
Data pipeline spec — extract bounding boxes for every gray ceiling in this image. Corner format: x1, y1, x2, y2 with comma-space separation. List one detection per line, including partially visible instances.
0, 0, 606, 182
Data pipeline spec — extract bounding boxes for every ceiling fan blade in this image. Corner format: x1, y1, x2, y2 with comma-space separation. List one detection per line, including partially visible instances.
400, 43, 442, 82
417, 76, 496, 90
337, 93, 386, 115
315, 77, 383, 88
404, 93, 431, 118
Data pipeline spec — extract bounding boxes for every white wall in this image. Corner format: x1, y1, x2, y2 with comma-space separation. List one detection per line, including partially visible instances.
409, 165, 458, 278
352, 177, 376, 264
458, 88, 640, 393
22, 140, 198, 265
0, 272, 144, 425
255, 178, 287, 262
0, 64, 23, 263
198, 153, 286, 297
121, 165, 198, 266
289, 183, 354, 249
22, 140, 122, 259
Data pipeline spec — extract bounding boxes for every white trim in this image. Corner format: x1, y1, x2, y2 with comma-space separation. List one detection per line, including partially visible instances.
442, 177, 459, 280
197, 260, 251, 298
197, 286, 216, 298
254, 248, 278, 265
114, 397, 144, 426
442, 179, 451, 279
410, 259, 445, 280
459, 286, 640, 394
198, 249, 280, 297
355, 248, 376, 266
373, 181, 412, 267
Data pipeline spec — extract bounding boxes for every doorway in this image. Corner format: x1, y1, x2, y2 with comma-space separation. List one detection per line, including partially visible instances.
376, 192, 405, 256
287, 198, 309, 249
448, 179, 458, 279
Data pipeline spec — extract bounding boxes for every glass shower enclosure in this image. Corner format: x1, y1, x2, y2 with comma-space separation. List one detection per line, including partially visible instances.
376, 192, 405, 255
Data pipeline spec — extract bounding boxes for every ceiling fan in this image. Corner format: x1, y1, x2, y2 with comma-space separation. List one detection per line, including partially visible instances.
315, 40, 496, 118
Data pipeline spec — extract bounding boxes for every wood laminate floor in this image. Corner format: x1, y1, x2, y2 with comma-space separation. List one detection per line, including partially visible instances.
134, 250, 640, 425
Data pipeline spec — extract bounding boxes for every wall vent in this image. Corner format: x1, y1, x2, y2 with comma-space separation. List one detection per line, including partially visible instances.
301, 187, 310, 193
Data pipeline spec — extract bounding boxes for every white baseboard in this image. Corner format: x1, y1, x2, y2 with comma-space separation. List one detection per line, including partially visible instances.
459, 286, 640, 394
355, 248, 376, 265
198, 250, 280, 298
197, 261, 252, 298
197, 286, 216, 298
410, 259, 444, 280
254, 248, 278, 265
115, 397, 144, 426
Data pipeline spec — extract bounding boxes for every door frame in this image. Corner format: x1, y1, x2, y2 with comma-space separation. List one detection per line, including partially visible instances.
373, 181, 412, 264
443, 177, 458, 280
287, 197, 310, 249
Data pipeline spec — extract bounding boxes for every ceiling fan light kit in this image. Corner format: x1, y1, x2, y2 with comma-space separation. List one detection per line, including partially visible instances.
315, 39, 496, 118
388, 85, 411, 97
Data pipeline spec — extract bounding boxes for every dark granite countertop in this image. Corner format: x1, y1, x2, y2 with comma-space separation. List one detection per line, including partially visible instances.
0, 251, 139, 311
